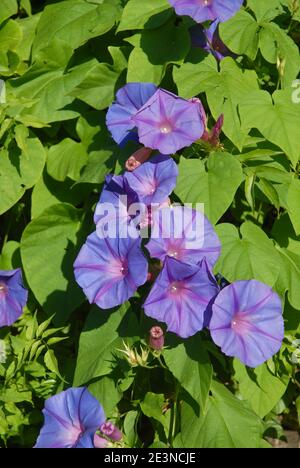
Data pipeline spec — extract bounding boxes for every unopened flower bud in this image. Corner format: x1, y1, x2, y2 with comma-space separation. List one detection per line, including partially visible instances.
100, 422, 122, 442
149, 326, 164, 351
125, 147, 152, 171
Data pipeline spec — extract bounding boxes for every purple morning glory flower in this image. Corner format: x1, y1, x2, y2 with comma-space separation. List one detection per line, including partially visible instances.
168, 0, 244, 23
94, 174, 146, 238
145, 206, 221, 267
132, 89, 205, 155
209, 280, 284, 368
0, 269, 28, 327
123, 154, 178, 206
144, 257, 219, 338
106, 83, 157, 145
190, 20, 234, 61
74, 230, 148, 309
35, 387, 105, 448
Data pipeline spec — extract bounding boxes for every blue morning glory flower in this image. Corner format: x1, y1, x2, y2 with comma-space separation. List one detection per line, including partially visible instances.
145, 205, 221, 267
144, 257, 219, 338
123, 154, 178, 206
168, 0, 244, 23
35, 387, 106, 448
209, 280, 284, 368
74, 230, 148, 309
0, 269, 28, 327
132, 89, 205, 155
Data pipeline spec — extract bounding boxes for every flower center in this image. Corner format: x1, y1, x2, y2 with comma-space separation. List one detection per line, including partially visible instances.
231, 314, 251, 335
0, 283, 7, 296
159, 121, 172, 134
169, 281, 182, 295
120, 264, 128, 276
168, 250, 179, 258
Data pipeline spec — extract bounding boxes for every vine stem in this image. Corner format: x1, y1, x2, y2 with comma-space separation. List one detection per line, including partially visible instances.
168, 400, 175, 448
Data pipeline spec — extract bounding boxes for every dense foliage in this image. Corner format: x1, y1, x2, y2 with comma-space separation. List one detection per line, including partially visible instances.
0, 0, 300, 448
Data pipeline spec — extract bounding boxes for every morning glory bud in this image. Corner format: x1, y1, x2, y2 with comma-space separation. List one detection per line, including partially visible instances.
149, 326, 165, 351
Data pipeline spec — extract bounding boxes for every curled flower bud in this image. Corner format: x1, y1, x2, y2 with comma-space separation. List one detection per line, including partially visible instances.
149, 326, 164, 351
125, 147, 153, 171
201, 114, 224, 147
100, 422, 122, 442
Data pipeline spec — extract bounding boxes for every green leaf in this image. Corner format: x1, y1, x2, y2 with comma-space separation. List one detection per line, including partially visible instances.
7, 57, 96, 124
69, 63, 120, 110
177, 381, 264, 448
20, 203, 84, 324
233, 360, 289, 418
287, 179, 300, 235
127, 47, 164, 85
31, 172, 91, 218
275, 247, 300, 310
73, 303, 139, 385
259, 22, 300, 88
75, 111, 117, 185
118, 0, 172, 31
32, 0, 118, 56
0, 241, 20, 270
174, 56, 259, 149
240, 89, 300, 167
0, 135, 46, 215
0, 20, 22, 53
163, 335, 212, 410
256, 177, 280, 210
20, 0, 32, 16
0, 388, 32, 404
89, 376, 122, 417
272, 213, 300, 255
47, 139, 88, 182
15, 14, 41, 63
44, 349, 65, 381
175, 153, 243, 224
215, 222, 280, 287
129, 18, 190, 67
0, 0, 18, 24
140, 392, 170, 434
219, 10, 259, 60
124, 410, 138, 447
36, 315, 55, 338
248, 0, 284, 22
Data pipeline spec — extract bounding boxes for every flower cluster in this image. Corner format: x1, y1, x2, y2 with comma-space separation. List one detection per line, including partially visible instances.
74, 82, 284, 369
